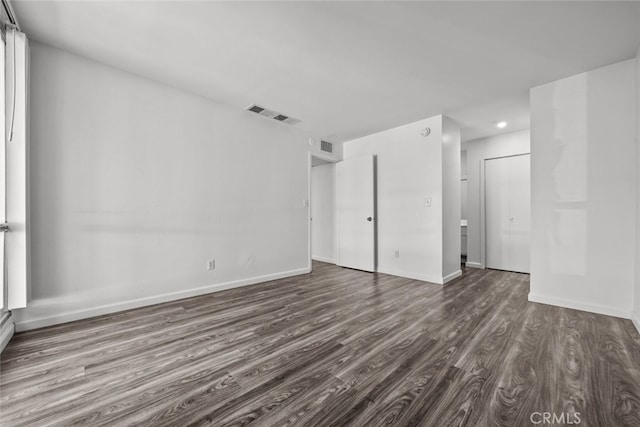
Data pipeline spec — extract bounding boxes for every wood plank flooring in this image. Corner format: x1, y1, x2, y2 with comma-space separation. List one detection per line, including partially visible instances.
2, 261, 640, 426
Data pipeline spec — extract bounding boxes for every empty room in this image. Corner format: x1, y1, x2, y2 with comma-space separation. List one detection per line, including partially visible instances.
1, 1, 640, 426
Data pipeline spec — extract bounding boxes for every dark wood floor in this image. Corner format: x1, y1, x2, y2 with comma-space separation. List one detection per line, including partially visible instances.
2, 262, 640, 426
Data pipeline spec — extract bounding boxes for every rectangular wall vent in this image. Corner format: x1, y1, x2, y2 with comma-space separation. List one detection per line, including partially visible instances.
245, 104, 300, 126
321, 140, 333, 153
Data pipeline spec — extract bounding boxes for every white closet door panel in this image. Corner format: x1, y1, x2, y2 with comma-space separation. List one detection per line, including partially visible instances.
485, 157, 511, 270
485, 154, 531, 273
509, 154, 531, 273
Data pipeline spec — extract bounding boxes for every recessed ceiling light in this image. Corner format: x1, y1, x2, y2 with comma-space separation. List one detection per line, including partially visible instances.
496, 121, 507, 129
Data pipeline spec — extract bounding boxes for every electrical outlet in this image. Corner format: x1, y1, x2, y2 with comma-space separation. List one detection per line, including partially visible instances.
394, 250, 400, 258
303, 199, 309, 208
207, 259, 215, 270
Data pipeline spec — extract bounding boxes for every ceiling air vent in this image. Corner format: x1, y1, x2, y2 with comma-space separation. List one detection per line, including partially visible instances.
320, 140, 333, 153
248, 105, 265, 114
245, 104, 300, 126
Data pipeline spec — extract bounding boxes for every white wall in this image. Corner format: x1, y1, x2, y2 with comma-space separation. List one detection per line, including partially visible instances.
530, 59, 636, 318
311, 163, 336, 263
634, 48, 640, 330
442, 117, 461, 280
15, 42, 340, 330
343, 115, 460, 284
465, 130, 530, 268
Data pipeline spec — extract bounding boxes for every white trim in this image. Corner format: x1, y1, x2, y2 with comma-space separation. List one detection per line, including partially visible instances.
311, 256, 336, 264
15, 267, 310, 332
528, 292, 631, 319
310, 150, 338, 164
0, 313, 15, 353
631, 311, 640, 335
442, 270, 462, 284
465, 261, 483, 269
376, 267, 444, 285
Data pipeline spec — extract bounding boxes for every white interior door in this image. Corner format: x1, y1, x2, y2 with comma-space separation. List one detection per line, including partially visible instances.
485, 156, 510, 271
508, 154, 531, 273
336, 155, 375, 272
485, 154, 530, 273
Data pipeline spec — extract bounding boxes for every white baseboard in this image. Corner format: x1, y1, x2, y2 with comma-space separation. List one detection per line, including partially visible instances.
528, 293, 631, 319
0, 313, 15, 353
311, 256, 336, 264
14, 267, 311, 332
631, 311, 640, 335
442, 270, 462, 284
465, 261, 483, 269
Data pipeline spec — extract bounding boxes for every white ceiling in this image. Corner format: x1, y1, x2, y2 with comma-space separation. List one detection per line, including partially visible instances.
13, 1, 640, 143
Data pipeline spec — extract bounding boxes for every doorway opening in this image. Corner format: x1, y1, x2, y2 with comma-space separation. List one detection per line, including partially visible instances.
309, 153, 338, 271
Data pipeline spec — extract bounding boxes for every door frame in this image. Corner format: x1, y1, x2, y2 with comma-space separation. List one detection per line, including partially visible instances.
307, 151, 339, 272
480, 153, 530, 269
1, 0, 23, 352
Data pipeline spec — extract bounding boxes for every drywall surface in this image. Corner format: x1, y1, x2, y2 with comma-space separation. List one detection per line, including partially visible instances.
465, 130, 530, 268
530, 59, 636, 318
442, 117, 461, 281
343, 116, 445, 283
15, 42, 336, 330
311, 163, 336, 263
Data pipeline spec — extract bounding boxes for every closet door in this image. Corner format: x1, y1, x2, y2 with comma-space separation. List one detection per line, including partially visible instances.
485, 154, 530, 273
485, 156, 511, 271
508, 154, 531, 273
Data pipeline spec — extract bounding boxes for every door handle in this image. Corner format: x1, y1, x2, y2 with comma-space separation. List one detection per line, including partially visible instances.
367, 217, 373, 222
